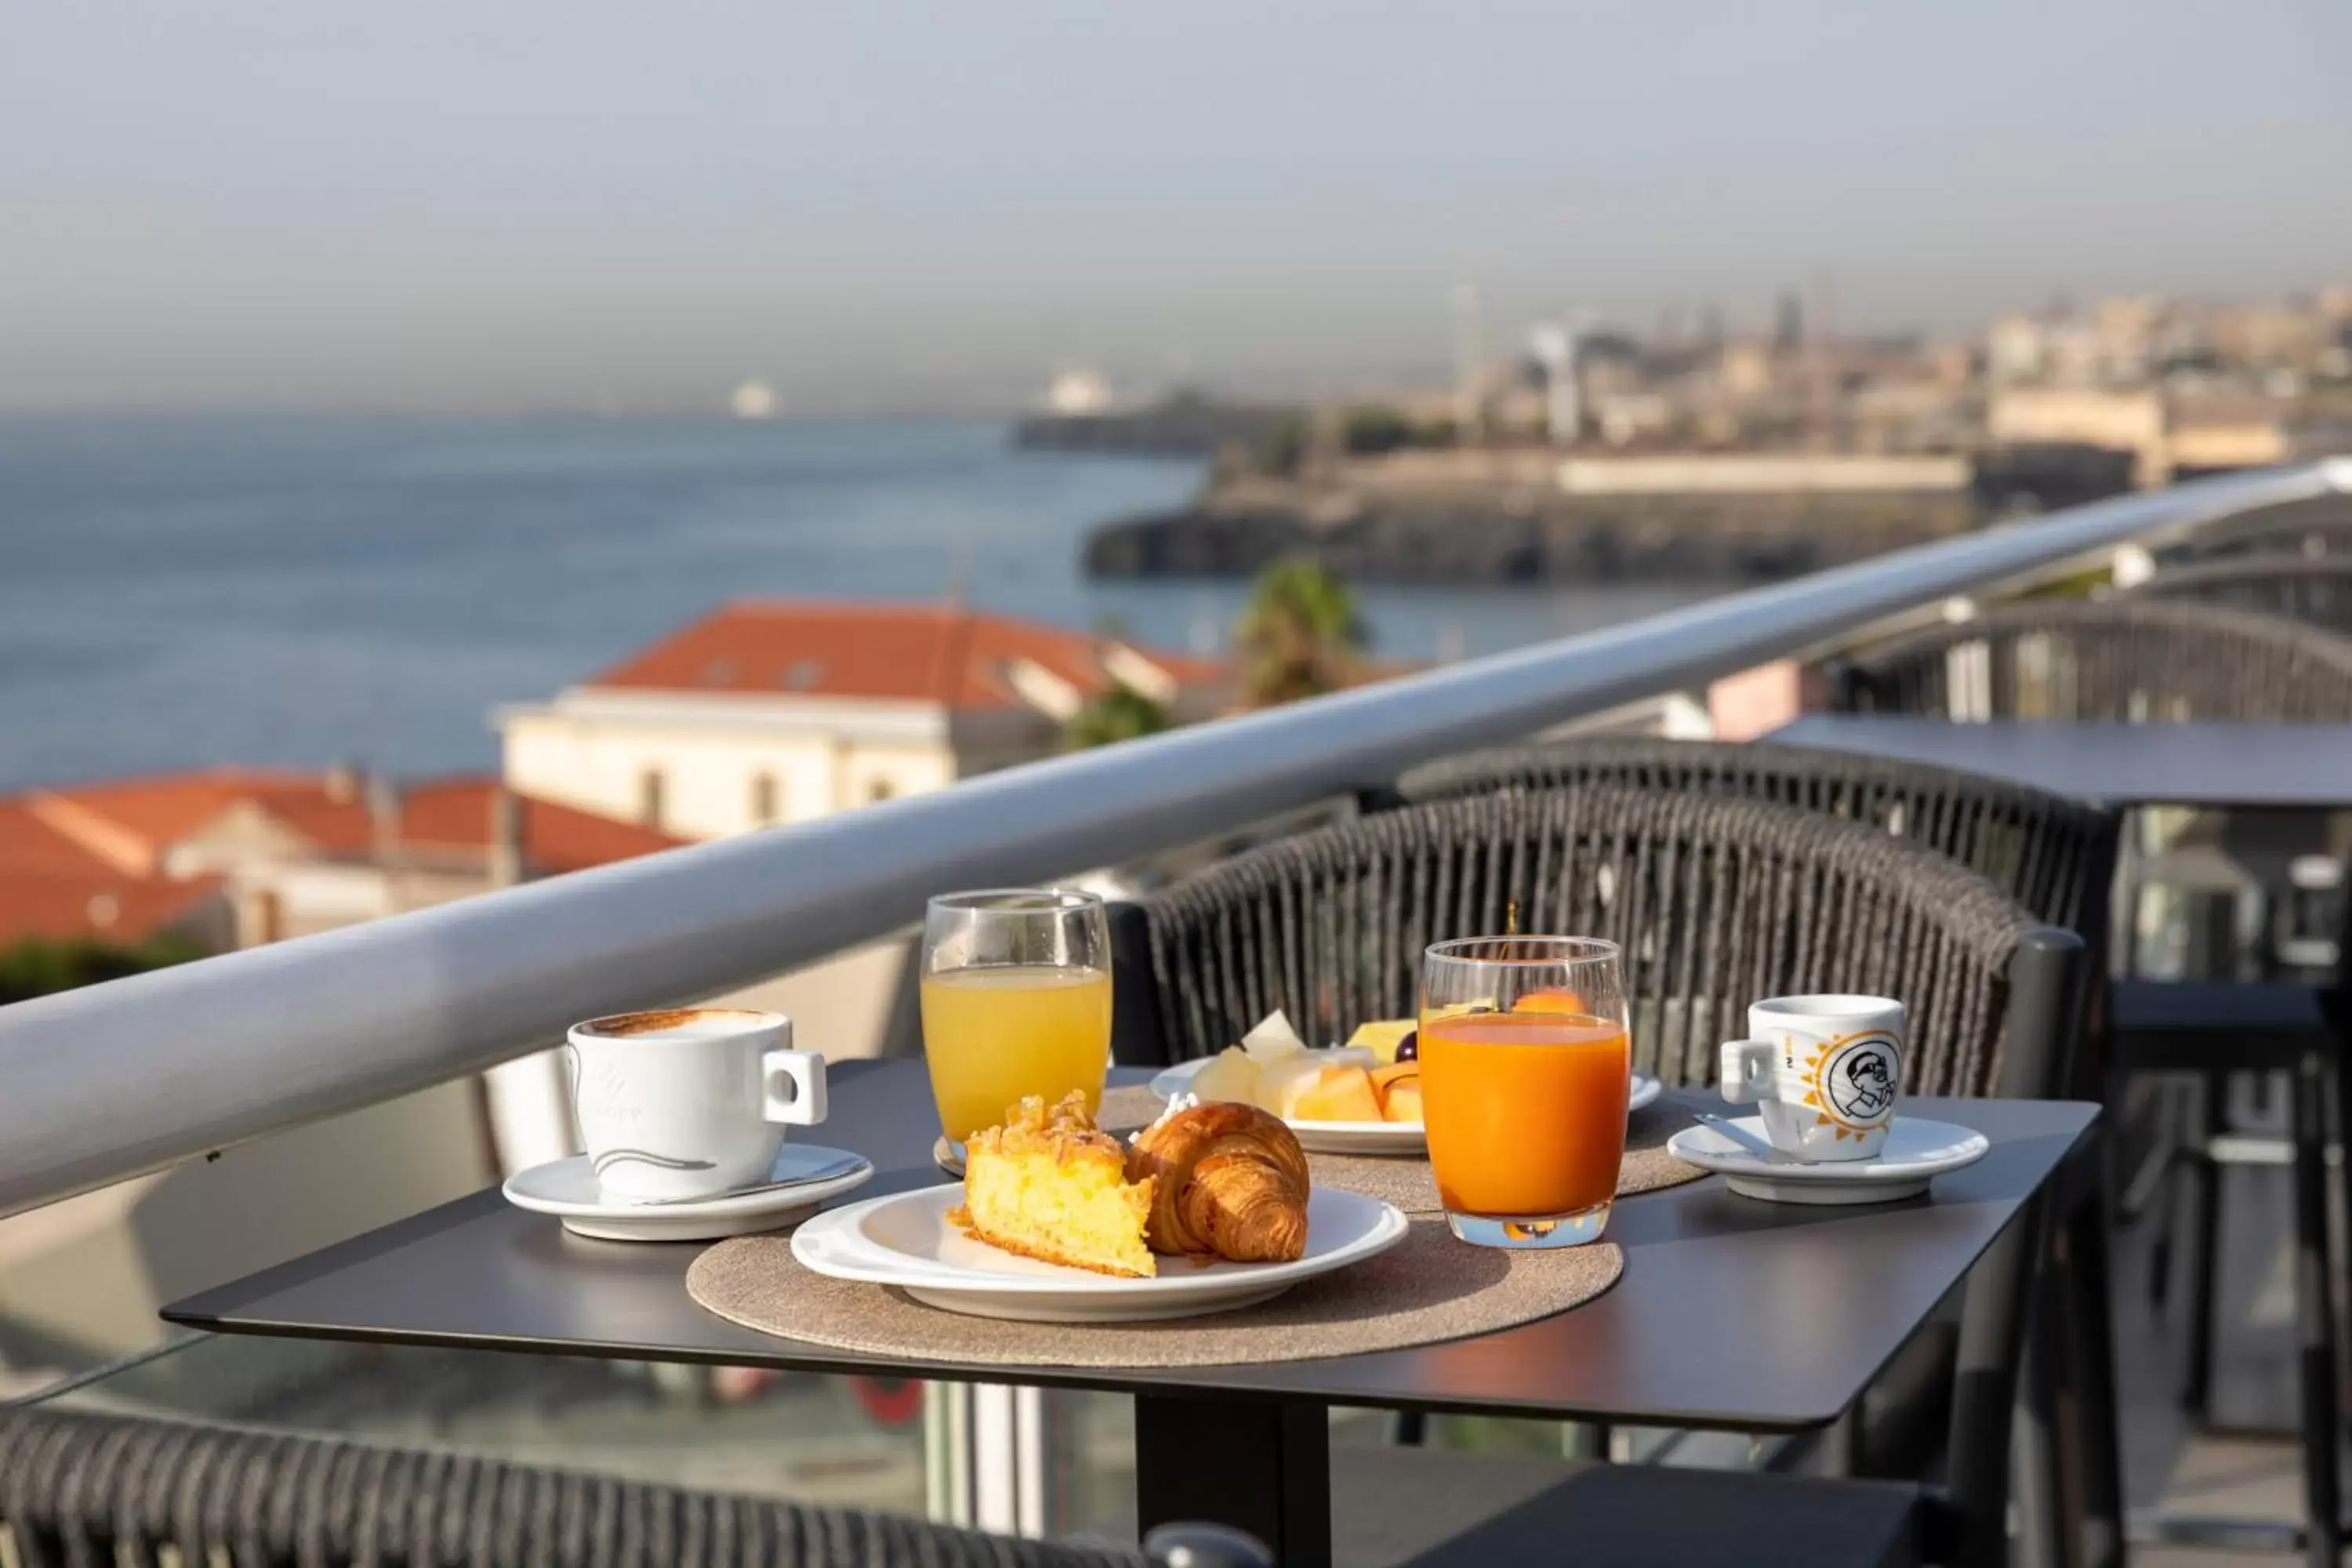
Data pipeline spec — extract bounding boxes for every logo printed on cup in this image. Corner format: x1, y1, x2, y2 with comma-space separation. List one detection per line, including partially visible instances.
1817, 1031, 1901, 1127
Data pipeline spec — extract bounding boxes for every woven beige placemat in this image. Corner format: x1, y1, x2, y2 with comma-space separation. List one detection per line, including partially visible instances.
687, 1218, 1621, 1368
1095, 1083, 1704, 1218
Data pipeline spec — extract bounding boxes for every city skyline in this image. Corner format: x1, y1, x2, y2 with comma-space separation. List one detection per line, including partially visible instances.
5, 0, 2350, 416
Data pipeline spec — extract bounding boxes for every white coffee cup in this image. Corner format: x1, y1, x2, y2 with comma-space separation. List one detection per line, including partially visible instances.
1719, 995, 1905, 1163
565, 1008, 828, 1200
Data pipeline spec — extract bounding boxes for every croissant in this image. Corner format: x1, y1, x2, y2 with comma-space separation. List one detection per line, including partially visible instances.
1127, 1102, 1311, 1262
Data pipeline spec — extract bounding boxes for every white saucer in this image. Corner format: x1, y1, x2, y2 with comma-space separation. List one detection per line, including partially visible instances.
1149, 1060, 1664, 1152
503, 1143, 874, 1242
1665, 1116, 1990, 1206
793, 1183, 1406, 1322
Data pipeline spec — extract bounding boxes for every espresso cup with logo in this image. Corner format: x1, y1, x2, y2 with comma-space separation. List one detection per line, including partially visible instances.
1719, 996, 1904, 1162
566, 1008, 828, 1200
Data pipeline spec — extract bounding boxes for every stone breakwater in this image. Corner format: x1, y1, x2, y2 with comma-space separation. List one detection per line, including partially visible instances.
1014, 400, 1290, 458
1083, 490, 1981, 586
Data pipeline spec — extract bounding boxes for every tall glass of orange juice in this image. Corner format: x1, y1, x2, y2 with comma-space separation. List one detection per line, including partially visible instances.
1420, 936, 1630, 1249
921, 889, 1112, 1155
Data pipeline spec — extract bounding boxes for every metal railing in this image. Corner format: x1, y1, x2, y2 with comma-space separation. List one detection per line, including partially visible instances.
2, 461, 2347, 1217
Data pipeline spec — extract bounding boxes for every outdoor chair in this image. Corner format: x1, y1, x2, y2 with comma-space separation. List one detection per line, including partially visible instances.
2156, 491, 2352, 567
1392, 735, 2118, 960
2125, 557, 2352, 971
1828, 597, 2352, 724
1824, 593, 2352, 980
0, 1404, 1268, 1568
1824, 599, 2352, 978
1112, 786, 2090, 1568
1116, 786, 2081, 1094
2132, 555, 2352, 641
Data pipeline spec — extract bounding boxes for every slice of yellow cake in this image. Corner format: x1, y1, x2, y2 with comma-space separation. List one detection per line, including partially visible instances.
950, 1092, 1158, 1278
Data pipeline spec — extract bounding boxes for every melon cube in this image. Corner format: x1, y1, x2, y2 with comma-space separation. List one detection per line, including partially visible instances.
1370, 1063, 1423, 1123
1285, 1065, 1385, 1123
1253, 1054, 1328, 1115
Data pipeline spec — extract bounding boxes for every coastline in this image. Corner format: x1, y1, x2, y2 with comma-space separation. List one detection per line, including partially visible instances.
1083, 489, 1980, 586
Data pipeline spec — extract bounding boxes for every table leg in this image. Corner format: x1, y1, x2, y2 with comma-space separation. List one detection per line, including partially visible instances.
1135, 1394, 1330, 1568
2015, 1277, 2068, 1568
2182, 1074, 2224, 1421
2061, 1189, 2128, 1568
2293, 1053, 2342, 1568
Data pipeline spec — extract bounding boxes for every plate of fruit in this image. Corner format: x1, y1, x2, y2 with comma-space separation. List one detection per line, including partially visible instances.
1150, 1010, 1661, 1154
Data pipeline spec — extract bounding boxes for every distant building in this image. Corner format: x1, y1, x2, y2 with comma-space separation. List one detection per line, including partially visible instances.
0, 808, 230, 953
487, 601, 1233, 1076
1987, 386, 2292, 486
1846, 379, 1971, 453
497, 601, 1230, 841
2165, 394, 2295, 477
1593, 392, 1671, 448
2092, 296, 2164, 382
1718, 342, 1776, 397
1988, 388, 2167, 484
2209, 303, 2330, 370
0, 767, 678, 950
1528, 321, 1581, 445
1987, 315, 2045, 383
1773, 290, 1805, 355
1695, 303, 1726, 354
1555, 452, 1968, 496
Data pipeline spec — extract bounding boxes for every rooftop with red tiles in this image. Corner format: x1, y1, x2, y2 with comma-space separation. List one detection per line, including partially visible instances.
583, 600, 1225, 710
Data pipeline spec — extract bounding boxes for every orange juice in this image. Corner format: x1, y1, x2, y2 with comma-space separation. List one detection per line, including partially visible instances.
1420, 1011, 1630, 1216
920, 964, 1112, 1142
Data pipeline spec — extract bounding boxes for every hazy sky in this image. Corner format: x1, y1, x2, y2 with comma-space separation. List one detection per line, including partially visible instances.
5, 0, 2349, 414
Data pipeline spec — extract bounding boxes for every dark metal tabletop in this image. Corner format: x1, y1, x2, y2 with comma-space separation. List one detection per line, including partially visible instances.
1768, 714, 2352, 811
165, 1060, 2094, 1434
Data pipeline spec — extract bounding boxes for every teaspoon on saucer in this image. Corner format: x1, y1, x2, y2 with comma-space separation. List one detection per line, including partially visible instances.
1693, 1112, 1807, 1166
625, 1152, 870, 1206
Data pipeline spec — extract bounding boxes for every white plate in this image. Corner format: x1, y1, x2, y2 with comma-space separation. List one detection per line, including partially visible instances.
1148, 1060, 1664, 1152
793, 1183, 1408, 1322
503, 1143, 874, 1242
1664, 1116, 1990, 1206
1148, 1057, 1422, 1153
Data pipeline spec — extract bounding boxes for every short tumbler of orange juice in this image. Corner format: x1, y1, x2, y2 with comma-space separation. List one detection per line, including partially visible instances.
1420, 936, 1631, 1249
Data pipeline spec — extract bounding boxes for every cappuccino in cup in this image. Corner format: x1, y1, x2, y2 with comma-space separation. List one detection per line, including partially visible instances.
566, 1008, 827, 1200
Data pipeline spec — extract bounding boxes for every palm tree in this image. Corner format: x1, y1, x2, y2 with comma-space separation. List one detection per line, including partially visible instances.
1061, 683, 1171, 751
0, 933, 206, 1004
1235, 557, 1367, 708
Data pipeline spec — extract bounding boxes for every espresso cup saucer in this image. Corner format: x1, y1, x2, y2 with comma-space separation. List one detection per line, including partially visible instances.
1665, 1116, 1990, 1206
503, 1144, 873, 1242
